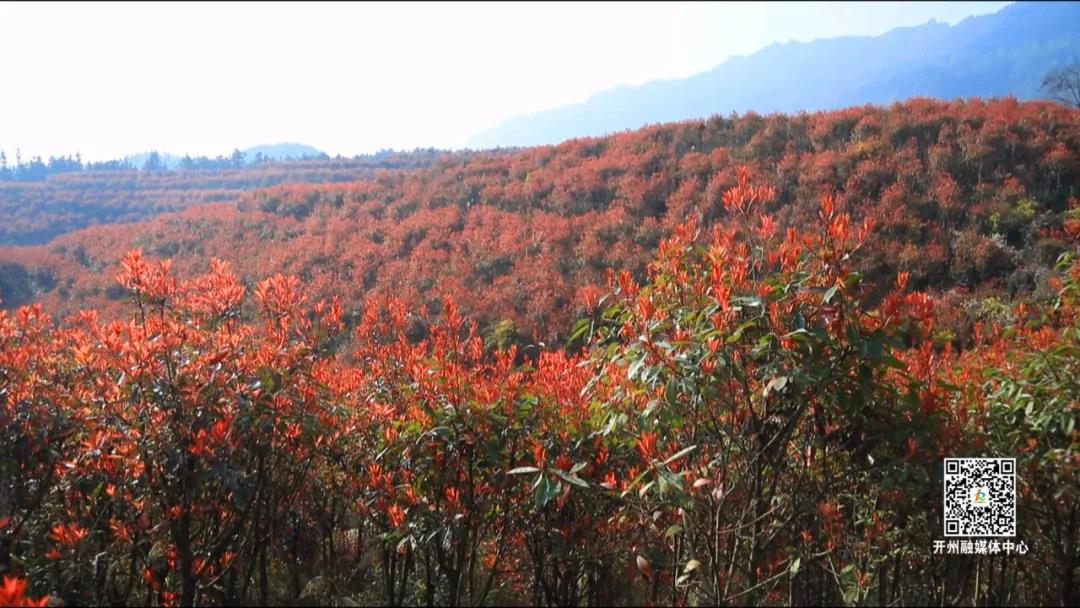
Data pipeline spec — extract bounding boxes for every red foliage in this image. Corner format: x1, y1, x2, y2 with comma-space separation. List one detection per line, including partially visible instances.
3, 99, 1076, 346
0, 577, 48, 607
0, 100, 1078, 605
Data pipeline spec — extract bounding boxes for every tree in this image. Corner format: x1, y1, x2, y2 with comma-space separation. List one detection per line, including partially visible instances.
1042, 62, 1080, 108
230, 148, 246, 168
976, 251, 1080, 605
142, 150, 164, 172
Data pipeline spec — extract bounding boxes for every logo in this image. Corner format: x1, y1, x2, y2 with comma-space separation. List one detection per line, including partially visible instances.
970, 486, 990, 507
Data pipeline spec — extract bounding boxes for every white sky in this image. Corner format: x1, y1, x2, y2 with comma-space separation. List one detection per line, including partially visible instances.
0, 1, 1011, 162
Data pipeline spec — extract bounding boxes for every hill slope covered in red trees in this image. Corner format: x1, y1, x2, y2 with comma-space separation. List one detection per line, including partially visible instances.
2, 98, 1078, 349
0, 150, 449, 246
3, 155, 1080, 604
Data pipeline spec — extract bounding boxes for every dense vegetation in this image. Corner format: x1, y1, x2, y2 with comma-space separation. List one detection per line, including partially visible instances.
3, 98, 1077, 343
2, 175, 1080, 606
0, 150, 448, 246
1, 98, 1079, 606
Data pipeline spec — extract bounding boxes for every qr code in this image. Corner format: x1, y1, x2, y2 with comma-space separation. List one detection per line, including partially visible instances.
944, 458, 1016, 537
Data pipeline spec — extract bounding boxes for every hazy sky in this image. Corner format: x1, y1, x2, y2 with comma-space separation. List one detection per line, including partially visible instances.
0, 1, 1011, 162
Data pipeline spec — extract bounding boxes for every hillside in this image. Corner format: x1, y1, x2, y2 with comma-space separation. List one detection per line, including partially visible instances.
0, 150, 449, 246
3, 98, 1077, 347
468, 2, 1080, 148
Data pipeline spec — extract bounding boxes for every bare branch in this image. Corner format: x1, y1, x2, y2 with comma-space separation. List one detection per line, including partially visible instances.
1041, 62, 1080, 108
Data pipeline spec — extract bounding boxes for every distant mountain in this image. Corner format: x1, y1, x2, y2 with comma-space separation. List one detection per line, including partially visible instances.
468, 1, 1080, 149
124, 143, 326, 170
123, 151, 182, 170
241, 143, 326, 162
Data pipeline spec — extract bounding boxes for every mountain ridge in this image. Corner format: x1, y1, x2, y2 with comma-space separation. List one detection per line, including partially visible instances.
467, 2, 1080, 149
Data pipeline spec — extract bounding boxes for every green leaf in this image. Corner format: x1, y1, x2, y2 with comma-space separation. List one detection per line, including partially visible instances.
641, 400, 660, 420
601, 413, 620, 436
823, 284, 839, 304
568, 318, 592, 344
783, 328, 810, 340
534, 475, 561, 507
727, 319, 757, 344
659, 467, 684, 493
881, 354, 907, 370
554, 469, 589, 488
507, 466, 541, 475
764, 375, 788, 397
664, 377, 680, 406
662, 444, 698, 466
